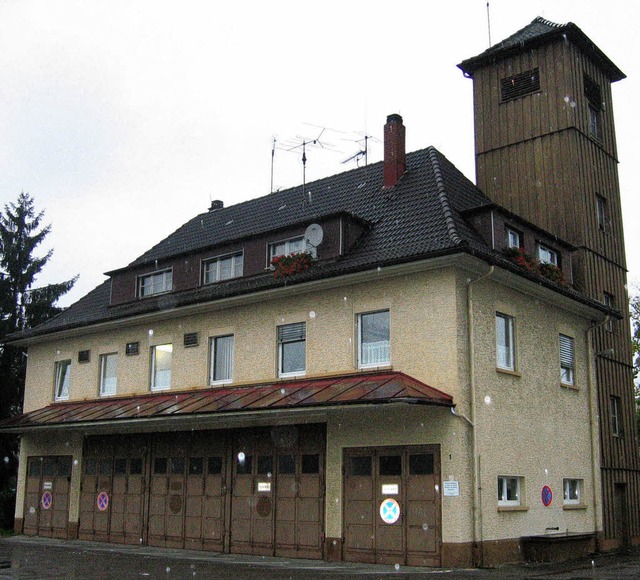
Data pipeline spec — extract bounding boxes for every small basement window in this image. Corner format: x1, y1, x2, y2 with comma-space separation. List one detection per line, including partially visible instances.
125, 342, 139, 356
78, 350, 90, 363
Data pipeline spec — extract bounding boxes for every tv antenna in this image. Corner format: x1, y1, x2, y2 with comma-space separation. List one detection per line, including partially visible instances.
341, 133, 379, 167
486, 2, 492, 47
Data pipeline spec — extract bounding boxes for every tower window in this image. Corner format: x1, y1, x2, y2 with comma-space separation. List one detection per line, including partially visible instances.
500, 68, 540, 103
596, 194, 608, 231
584, 75, 603, 140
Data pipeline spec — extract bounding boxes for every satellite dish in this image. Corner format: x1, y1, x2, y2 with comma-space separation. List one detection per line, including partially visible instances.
304, 223, 324, 247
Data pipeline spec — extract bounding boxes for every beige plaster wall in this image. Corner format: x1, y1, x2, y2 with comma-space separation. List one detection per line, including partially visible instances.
466, 273, 601, 542
23, 268, 462, 411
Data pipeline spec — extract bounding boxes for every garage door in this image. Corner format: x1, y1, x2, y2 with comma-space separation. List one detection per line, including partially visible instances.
79, 436, 147, 544
230, 424, 325, 559
343, 445, 441, 566
148, 431, 228, 551
23, 455, 72, 539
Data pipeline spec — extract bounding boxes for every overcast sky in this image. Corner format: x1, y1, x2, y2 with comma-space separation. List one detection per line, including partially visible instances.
1, 0, 638, 307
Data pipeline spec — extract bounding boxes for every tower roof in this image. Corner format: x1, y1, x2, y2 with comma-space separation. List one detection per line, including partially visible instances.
458, 17, 625, 82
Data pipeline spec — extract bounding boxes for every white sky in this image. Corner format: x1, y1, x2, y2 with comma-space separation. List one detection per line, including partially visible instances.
0, 0, 638, 307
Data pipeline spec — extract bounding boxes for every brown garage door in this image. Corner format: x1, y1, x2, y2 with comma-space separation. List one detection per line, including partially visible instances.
23, 455, 72, 539
79, 436, 147, 544
343, 445, 441, 566
148, 431, 228, 551
230, 425, 325, 559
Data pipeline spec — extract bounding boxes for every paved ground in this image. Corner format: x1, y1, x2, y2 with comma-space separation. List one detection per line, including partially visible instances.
0, 536, 639, 579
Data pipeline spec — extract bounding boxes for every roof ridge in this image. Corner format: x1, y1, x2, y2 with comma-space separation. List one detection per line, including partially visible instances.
533, 16, 565, 28
427, 147, 463, 246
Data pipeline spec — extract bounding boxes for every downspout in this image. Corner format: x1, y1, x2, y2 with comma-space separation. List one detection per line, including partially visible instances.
586, 315, 611, 554
465, 264, 494, 568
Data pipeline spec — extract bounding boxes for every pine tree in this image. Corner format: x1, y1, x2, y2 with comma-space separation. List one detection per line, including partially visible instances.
0, 192, 76, 528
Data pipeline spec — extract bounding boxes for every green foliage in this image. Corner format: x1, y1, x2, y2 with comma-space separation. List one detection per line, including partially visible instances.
0, 192, 76, 530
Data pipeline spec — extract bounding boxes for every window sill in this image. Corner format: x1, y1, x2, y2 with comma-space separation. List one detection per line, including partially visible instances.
151, 386, 171, 393
210, 379, 233, 387
563, 503, 588, 510
358, 363, 392, 371
560, 382, 579, 391
498, 505, 528, 512
279, 372, 306, 380
496, 368, 521, 378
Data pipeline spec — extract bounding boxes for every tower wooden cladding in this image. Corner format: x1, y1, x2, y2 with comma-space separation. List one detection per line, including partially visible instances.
459, 18, 639, 549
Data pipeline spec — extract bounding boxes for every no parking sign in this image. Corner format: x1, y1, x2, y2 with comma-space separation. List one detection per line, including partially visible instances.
379, 498, 400, 524
97, 491, 109, 511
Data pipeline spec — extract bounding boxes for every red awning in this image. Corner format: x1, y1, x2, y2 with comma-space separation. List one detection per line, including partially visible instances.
0, 371, 453, 433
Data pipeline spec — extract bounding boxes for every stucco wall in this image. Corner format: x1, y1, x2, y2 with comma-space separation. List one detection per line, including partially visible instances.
23, 268, 462, 412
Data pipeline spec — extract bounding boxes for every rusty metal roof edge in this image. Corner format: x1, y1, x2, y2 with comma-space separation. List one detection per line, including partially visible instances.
0, 397, 454, 433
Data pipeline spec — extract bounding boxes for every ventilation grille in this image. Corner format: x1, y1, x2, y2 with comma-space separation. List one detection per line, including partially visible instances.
126, 342, 139, 356
501, 68, 540, 102
183, 332, 199, 348
78, 350, 90, 363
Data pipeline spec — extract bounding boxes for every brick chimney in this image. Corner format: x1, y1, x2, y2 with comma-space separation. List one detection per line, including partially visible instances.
383, 113, 406, 188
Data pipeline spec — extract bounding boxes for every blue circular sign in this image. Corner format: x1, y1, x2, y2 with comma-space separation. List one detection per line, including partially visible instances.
541, 485, 553, 507
97, 491, 109, 511
379, 498, 400, 524
41, 491, 52, 510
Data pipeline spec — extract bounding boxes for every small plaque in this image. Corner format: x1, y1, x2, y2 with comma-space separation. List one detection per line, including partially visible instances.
382, 484, 399, 495
258, 482, 271, 492
43, 481, 53, 490
443, 481, 460, 496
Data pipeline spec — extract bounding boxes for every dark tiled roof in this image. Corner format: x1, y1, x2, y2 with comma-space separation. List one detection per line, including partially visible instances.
10, 144, 611, 343
0, 371, 454, 433
458, 17, 625, 82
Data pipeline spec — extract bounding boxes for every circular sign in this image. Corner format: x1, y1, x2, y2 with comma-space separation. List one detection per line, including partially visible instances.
41, 491, 53, 510
541, 485, 553, 507
379, 498, 400, 524
97, 491, 109, 511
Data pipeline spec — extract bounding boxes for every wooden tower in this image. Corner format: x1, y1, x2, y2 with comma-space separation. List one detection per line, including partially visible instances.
459, 17, 638, 550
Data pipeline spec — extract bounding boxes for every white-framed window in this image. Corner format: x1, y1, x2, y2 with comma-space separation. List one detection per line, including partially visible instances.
202, 253, 243, 284
138, 269, 172, 297
563, 478, 583, 505
99, 353, 118, 396
498, 476, 522, 507
269, 236, 305, 263
610, 396, 622, 437
506, 228, 521, 249
277, 322, 306, 378
151, 344, 173, 391
496, 313, 516, 371
210, 335, 234, 385
596, 194, 607, 231
559, 334, 575, 385
54, 359, 71, 401
358, 310, 390, 369
537, 244, 558, 266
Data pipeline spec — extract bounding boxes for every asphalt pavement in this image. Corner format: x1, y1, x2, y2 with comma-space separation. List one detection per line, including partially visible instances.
0, 535, 639, 579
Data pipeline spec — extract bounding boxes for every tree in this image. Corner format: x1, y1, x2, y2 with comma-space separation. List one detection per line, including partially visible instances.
0, 192, 76, 528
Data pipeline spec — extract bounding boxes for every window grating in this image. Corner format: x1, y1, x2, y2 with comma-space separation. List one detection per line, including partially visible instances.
78, 350, 90, 363
183, 332, 199, 347
125, 342, 139, 356
501, 68, 540, 102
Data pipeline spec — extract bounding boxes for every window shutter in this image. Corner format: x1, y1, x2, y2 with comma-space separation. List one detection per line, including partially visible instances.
559, 335, 574, 368
277, 322, 306, 343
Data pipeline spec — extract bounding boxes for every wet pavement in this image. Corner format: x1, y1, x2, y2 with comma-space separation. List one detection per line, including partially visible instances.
0, 535, 639, 579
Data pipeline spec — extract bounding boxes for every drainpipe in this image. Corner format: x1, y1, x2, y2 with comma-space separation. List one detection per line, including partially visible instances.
586, 315, 611, 554
464, 265, 494, 568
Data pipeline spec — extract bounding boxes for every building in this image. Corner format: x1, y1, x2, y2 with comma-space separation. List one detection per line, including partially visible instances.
459, 16, 639, 551
1, 17, 630, 568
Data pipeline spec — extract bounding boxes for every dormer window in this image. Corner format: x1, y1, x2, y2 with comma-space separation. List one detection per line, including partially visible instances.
138, 269, 172, 297
202, 252, 243, 284
506, 227, 522, 249
269, 236, 305, 263
537, 244, 558, 266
